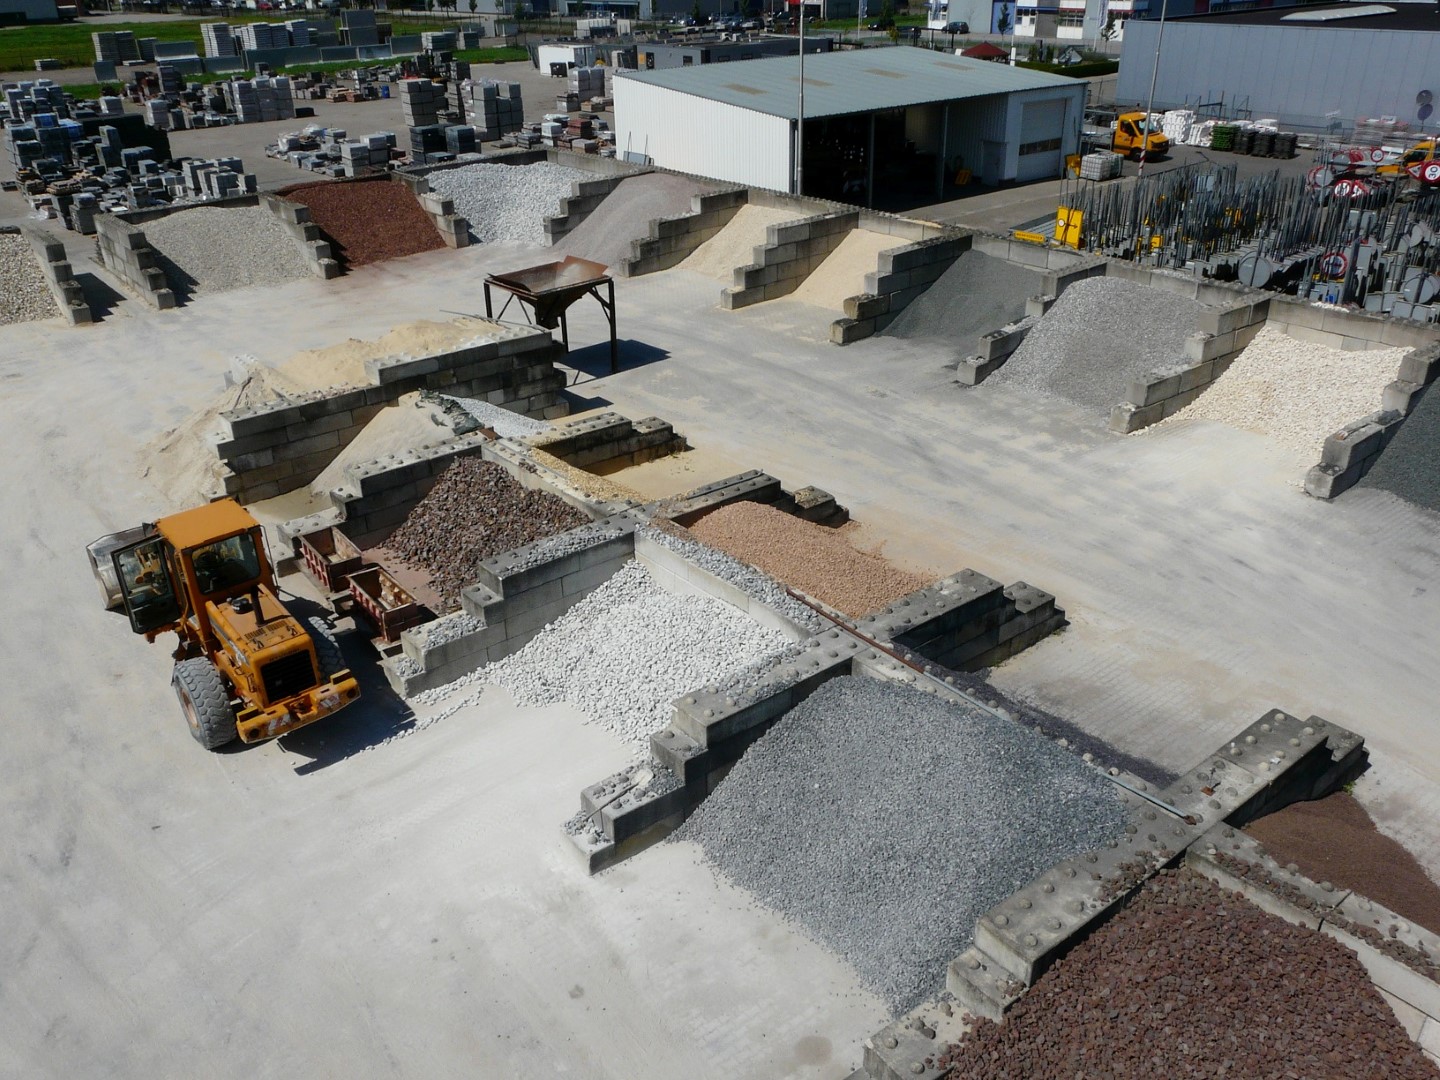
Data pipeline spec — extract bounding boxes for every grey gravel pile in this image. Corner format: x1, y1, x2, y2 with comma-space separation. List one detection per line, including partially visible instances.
558, 172, 714, 268
640, 524, 827, 635
142, 206, 313, 294
1358, 382, 1440, 512
0, 233, 59, 325
508, 521, 625, 573
410, 612, 485, 649
440, 394, 550, 439
425, 162, 591, 245
675, 675, 1130, 1014
990, 277, 1204, 414
881, 250, 1041, 347
414, 560, 793, 745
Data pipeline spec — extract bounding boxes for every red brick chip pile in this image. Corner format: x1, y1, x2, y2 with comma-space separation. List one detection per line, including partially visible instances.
934, 868, 1440, 1080
277, 178, 445, 267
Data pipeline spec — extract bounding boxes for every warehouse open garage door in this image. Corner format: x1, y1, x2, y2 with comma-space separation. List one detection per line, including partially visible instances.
1017, 98, 1067, 182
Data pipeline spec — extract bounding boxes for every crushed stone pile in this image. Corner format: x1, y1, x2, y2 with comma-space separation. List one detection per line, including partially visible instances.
425, 162, 591, 245
1154, 326, 1408, 457
439, 394, 551, 440
677, 675, 1130, 1014
558, 172, 715, 268
688, 501, 934, 618
0, 233, 59, 325
413, 560, 793, 746
277, 178, 444, 267
934, 867, 1440, 1080
384, 456, 589, 608
1359, 381, 1440, 512
142, 205, 313, 294
881, 249, 1042, 347
990, 277, 1204, 414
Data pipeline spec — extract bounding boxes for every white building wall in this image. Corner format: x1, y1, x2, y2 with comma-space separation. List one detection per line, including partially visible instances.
613, 77, 795, 190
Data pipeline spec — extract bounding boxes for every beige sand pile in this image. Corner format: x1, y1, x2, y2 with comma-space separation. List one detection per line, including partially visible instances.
788, 229, 905, 312
275, 317, 522, 391
308, 394, 456, 496
679, 204, 807, 281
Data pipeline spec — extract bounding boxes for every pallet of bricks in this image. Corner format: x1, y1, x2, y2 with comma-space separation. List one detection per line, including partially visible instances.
222, 76, 296, 124
462, 80, 523, 143
339, 132, 397, 176
91, 31, 140, 64
556, 66, 604, 113
400, 78, 447, 162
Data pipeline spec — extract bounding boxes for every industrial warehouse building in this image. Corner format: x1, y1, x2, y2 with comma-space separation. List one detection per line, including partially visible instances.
1117, 4, 1440, 132
612, 46, 1087, 204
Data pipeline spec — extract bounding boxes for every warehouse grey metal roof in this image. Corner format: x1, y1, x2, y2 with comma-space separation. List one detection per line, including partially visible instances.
614, 45, 1079, 120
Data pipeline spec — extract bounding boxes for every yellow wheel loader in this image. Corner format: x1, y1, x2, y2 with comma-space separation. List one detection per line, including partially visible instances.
87, 499, 360, 750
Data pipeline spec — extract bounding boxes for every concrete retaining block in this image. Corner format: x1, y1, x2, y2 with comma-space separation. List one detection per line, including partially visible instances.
19, 227, 92, 325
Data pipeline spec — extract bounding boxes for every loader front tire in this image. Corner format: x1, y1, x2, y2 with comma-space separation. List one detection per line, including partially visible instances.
174, 657, 236, 750
306, 616, 345, 681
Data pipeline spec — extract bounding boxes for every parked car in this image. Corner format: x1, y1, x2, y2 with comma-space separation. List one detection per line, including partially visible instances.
944, 20, 969, 32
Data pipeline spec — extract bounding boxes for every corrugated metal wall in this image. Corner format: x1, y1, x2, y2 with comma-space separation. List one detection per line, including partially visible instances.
613, 78, 795, 190
1118, 22, 1440, 130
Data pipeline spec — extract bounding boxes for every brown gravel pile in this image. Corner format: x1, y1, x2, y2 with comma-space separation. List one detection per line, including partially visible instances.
276, 178, 444, 268
935, 867, 1440, 1080
1247, 791, 1440, 935
687, 501, 934, 618
385, 457, 588, 608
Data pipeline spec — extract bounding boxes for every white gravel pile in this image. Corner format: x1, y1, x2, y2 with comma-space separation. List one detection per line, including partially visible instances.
414, 560, 792, 745
1154, 326, 1410, 457
676, 675, 1130, 1015
990, 277, 1204, 414
440, 394, 550, 439
142, 206, 313, 293
425, 162, 591, 245
0, 233, 60, 325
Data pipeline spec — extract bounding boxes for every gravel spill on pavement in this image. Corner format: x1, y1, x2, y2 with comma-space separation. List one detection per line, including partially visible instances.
1357, 382, 1440, 512
385, 457, 589, 609
0, 233, 59, 325
412, 560, 793, 745
439, 394, 551, 439
277, 178, 444, 267
142, 205, 313, 294
425, 162, 591, 245
934, 867, 1440, 1080
880, 249, 1041, 347
676, 675, 1130, 1014
990, 277, 1204, 415
688, 501, 934, 618
1154, 326, 1408, 457
558, 172, 715, 269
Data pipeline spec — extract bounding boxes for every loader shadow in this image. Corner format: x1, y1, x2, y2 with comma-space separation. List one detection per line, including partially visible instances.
274, 595, 418, 774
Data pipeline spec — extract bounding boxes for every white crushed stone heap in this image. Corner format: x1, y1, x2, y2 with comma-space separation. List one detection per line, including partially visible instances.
0, 233, 60, 325
1152, 326, 1410, 457
142, 205, 313, 293
425, 162, 591, 245
441, 394, 550, 439
412, 560, 793, 746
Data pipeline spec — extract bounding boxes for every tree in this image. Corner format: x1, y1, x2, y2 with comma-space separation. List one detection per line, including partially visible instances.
691, 0, 702, 23
996, 2, 1010, 36
469, 0, 477, 13
878, 0, 894, 28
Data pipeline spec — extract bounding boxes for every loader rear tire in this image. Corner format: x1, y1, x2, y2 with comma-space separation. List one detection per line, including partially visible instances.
307, 616, 345, 682
174, 657, 235, 750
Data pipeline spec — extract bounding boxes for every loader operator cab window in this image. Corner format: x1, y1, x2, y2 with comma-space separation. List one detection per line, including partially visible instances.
191, 532, 262, 596
114, 536, 182, 635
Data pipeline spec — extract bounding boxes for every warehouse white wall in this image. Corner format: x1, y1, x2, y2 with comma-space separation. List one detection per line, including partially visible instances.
1118, 22, 1440, 131
613, 77, 794, 190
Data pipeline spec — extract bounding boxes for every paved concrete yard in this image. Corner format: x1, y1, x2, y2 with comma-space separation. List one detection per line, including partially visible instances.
2, 220, 1438, 1078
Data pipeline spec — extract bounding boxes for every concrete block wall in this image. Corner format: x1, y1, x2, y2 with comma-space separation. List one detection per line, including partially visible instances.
955, 315, 1040, 386
213, 327, 563, 503
543, 172, 634, 245
20, 227, 91, 325
256, 193, 341, 277
1266, 294, 1440, 353
526, 410, 687, 470
93, 213, 175, 309
621, 186, 748, 278
722, 210, 860, 310
831, 231, 970, 345
390, 171, 472, 249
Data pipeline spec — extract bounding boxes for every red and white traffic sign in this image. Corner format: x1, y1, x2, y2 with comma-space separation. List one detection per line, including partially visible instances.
1318, 252, 1348, 279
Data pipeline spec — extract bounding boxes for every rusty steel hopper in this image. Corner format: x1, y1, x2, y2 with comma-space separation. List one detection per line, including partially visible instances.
484, 256, 618, 374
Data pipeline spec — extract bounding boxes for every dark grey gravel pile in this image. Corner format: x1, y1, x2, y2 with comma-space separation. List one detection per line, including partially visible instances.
881, 249, 1042, 347
675, 675, 1130, 1015
1357, 382, 1440, 513
989, 277, 1204, 414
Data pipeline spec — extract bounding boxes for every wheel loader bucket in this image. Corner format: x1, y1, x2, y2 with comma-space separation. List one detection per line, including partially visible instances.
86, 524, 155, 611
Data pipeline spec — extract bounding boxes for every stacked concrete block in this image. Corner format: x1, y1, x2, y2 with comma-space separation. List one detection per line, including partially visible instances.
541, 172, 629, 244
832, 230, 970, 344
464, 80, 524, 143
390, 172, 471, 249
236, 22, 290, 52
567, 66, 605, 100
623, 186, 747, 277
399, 79, 444, 128
721, 209, 860, 310
23, 229, 92, 325
201, 23, 237, 58
211, 326, 564, 502
421, 31, 457, 51
341, 9, 379, 47
285, 20, 316, 47
222, 76, 295, 124
92, 31, 140, 64
257, 193, 340, 278
530, 411, 686, 469
94, 213, 175, 309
